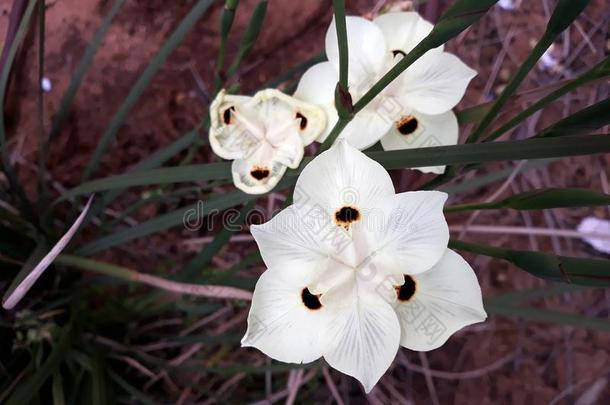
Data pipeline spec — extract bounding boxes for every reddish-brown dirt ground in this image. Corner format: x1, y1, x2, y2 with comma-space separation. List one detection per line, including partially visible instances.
2, 0, 610, 403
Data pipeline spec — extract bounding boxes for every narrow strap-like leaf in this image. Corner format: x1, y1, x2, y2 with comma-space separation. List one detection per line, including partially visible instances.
536, 97, 610, 138
82, 0, 214, 182
445, 188, 610, 212
466, 0, 592, 143
450, 239, 610, 287
225, 1, 267, 77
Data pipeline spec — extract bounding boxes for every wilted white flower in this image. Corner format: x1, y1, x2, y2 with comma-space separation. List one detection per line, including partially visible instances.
294, 12, 476, 173
209, 89, 326, 194
242, 141, 486, 392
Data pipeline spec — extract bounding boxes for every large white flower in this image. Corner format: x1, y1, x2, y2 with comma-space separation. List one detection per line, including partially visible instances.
294, 12, 475, 174
209, 89, 326, 194
242, 141, 486, 392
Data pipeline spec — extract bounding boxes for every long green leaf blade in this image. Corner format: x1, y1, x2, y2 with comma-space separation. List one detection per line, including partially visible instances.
82, 0, 214, 181
450, 239, 610, 287
445, 188, 610, 212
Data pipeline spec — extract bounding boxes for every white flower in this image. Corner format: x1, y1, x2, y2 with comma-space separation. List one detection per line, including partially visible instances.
294, 12, 476, 174
209, 88, 326, 194
242, 141, 486, 392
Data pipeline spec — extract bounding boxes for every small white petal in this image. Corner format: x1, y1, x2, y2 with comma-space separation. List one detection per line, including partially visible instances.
380, 109, 458, 174
337, 108, 393, 150
293, 62, 339, 143
294, 140, 395, 218
255, 89, 327, 146
242, 267, 332, 363
251, 204, 350, 275
393, 249, 487, 351
231, 143, 289, 194
373, 12, 441, 55
360, 191, 449, 276
397, 52, 477, 115
321, 286, 400, 393
209, 90, 261, 160
577, 217, 610, 254
325, 16, 388, 88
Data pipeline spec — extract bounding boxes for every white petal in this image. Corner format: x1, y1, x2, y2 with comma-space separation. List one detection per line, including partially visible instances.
392, 249, 487, 351
242, 267, 333, 363
380, 109, 458, 174
293, 62, 339, 143
294, 140, 395, 219
3, 196, 94, 310
321, 288, 400, 393
325, 16, 388, 88
373, 12, 441, 55
397, 52, 476, 115
209, 90, 261, 160
337, 107, 393, 150
360, 191, 449, 276
251, 204, 351, 275
232, 143, 288, 194
255, 89, 327, 146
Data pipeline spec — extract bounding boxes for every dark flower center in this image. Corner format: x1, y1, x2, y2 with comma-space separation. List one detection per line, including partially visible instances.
296, 112, 308, 130
223, 106, 235, 125
301, 288, 322, 310
396, 275, 416, 302
396, 115, 418, 135
250, 167, 270, 180
334, 206, 360, 227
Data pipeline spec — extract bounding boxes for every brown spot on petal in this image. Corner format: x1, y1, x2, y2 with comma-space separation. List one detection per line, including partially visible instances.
392, 49, 406, 58
334, 206, 360, 229
301, 288, 322, 310
396, 115, 418, 136
250, 166, 270, 181
223, 106, 235, 125
395, 275, 417, 302
296, 112, 308, 130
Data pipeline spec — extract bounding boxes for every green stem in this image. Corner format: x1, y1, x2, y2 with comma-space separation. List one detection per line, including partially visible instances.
467, 31, 556, 143
214, 0, 239, 91
332, 0, 348, 91
482, 56, 609, 142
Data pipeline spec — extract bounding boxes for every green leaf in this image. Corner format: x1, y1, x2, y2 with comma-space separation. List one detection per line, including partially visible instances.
536, 97, 610, 138
450, 239, 610, 287
6, 325, 72, 405
60, 135, 610, 200
483, 56, 610, 142
107, 371, 155, 405
215, 0, 240, 89
445, 188, 610, 212
546, 0, 592, 34
179, 199, 257, 280
484, 301, 610, 332
0, 0, 37, 219
52, 372, 66, 405
439, 159, 555, 195
48, 0, 126, 143
82, 0, 214, 181
76, 190, 260, 256
467, 0, 591, 143
57, 161, 230, 202
226, 1, 268, 77
368, 134, 610, 169
485, 284, 582, 306
69, 127, 200, 229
